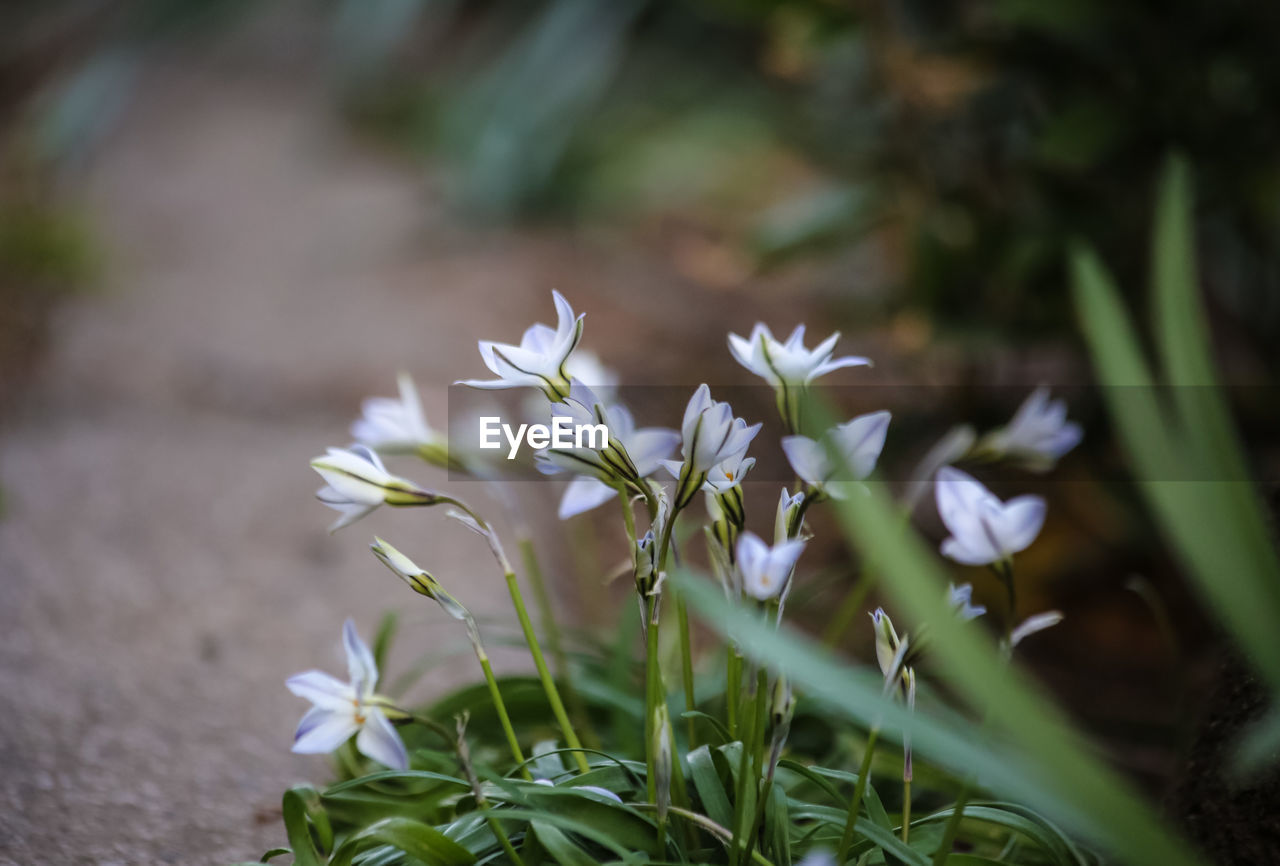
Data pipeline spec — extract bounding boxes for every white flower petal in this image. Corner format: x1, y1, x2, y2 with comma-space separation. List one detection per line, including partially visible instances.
940, 536, 999, 566
627, 428, 680, 476
737, 531, 805, 600
992, 495, 1046, 555
343, 619, 379, 696
935, 467, 998, 559
321, 496, 377, 532
575, 785, 624, 803
559, 476, 618, 519
286, 670, 356, 709
781, 435, 828, 486
833, 411, 891, 479
355, 708, 409, 770
292, 706, 359, 754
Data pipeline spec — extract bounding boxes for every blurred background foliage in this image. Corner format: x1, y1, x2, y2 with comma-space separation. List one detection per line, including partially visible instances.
7, 0, 1280, 362
326, 0, 1280, 354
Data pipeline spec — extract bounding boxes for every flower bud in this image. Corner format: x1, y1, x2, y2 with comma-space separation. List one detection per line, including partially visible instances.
371, 537, 469, 623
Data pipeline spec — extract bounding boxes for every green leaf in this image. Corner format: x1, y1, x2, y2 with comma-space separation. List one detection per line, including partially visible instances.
804, 766, 891, 830
675, 570, 1201, 866
681, 710, 732, 745
914, 803, 1081, 865
496, 783, 662, 855
324, 769, 471, 794
687, 744, 734, 830
532, 819, 604, 866
281, 786, 330, 866
484, 808, 641, 859
328, 816, 476, 866
1074, 167, 1280, 715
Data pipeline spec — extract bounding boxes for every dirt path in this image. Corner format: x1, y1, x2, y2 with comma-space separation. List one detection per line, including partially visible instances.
0, 28, 642, 866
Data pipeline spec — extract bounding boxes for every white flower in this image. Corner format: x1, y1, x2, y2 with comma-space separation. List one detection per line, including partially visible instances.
456, 290, 584, 400
981, 387, 1082, 469
351, 373, 455, 469
729, 323, 871, 388
352, 373, 429, 452
286, 619, 408, 770
663, 385, 761, 510
311, 445, 442, 531
538, 382, 679, 518
703, 448, 756, 495
1009, 611, 1064, 647
736, 531, 806, 600
935, 467, 1046, 566
781, 411, 890, 497
728, 324, 870, 429
947, 582, 987, 621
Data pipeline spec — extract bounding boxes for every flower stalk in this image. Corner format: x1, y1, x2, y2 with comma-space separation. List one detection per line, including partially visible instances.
371, 537, 530, 778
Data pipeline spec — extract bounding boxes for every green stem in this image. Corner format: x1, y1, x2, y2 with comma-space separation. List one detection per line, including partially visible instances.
726, 648, 741, 738
645, 597, 663, 804
836, 727, 880, 864
932, 786, 968, 865
740, 674, 775, 866
991, 559, 1017, 643
729, 676, 757, 866
477, 653, 531, 779
646, 504, 680, 803
504, 568, 590, 774
901, 778, 911, 843
677, 590, 697, 748
481, 810, 525, 866
518, 534, 598, 750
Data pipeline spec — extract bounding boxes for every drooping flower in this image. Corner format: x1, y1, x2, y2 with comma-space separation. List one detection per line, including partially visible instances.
286, 619, 408, 770
456, 290, 584, 400
947, 582, 987, 621
537, 382, 678, 518
781, 410, 891, 498
728, 323, 871, 430
980, 387, 1082, 469
351, 372, 455, 469
663, 385, 761, 510
736, 531, 806, 600
311, 445, 444, 531
935, 467, 1045, 566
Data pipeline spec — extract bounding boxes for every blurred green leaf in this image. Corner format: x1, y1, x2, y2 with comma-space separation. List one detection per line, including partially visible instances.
1073, 158, 1280, 706
675, 559, 1200, 865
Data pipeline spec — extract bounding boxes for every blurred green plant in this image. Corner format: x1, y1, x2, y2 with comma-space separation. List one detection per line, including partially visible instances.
1071, 156, 1280, 775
